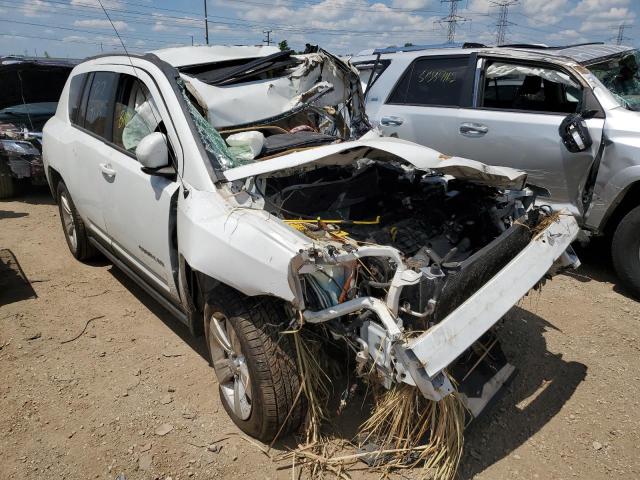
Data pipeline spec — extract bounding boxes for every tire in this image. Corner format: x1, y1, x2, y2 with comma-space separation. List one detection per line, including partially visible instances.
56, 181, 97, 261
612, 204, 640, 299
0, 162, 17, 199
204, 287, 305, 442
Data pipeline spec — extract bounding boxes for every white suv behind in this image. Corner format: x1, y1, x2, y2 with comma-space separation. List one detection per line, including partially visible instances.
43, 46, 579, 441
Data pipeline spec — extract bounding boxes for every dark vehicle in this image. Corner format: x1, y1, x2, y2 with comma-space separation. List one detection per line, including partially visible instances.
0, 56, 78, 198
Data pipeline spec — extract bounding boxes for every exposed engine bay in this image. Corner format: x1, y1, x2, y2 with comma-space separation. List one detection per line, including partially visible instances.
263, 161, 537, 323
252, 158, 566, 411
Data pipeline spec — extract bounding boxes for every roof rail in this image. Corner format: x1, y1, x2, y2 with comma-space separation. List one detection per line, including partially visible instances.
372, 43, 463, 55
498, 42, 606, 50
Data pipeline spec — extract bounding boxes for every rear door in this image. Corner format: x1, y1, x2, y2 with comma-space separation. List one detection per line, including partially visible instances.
374, 54, 476, 155
454, 58, 604, 217
67, 71, 119, 243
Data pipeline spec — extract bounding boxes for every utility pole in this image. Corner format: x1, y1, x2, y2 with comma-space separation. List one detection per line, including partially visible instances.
204, 0, 209, 45
263, 29, 272, 46
437, 0, 468, 44
492, 0, 518, 45
616, 24, 632, 45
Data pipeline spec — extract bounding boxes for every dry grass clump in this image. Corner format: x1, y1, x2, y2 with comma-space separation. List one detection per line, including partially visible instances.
531, 210, 562, 236
276, 323, 467, 480
359, 384, 466, 480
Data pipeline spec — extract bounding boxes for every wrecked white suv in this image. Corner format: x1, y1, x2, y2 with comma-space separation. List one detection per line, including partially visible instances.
43, 46, 579, 441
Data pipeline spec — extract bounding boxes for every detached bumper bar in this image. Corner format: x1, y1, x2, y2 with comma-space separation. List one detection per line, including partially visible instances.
396, 214, 579, 399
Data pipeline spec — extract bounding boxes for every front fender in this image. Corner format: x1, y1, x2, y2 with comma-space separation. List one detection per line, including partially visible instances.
586, 164, 640, 230
177, 188, 312, 306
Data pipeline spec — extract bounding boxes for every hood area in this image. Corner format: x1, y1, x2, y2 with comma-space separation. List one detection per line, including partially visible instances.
223, 132, 527, 190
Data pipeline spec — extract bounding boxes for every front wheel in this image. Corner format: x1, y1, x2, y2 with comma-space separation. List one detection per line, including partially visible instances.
204, 288, 305, 442
612, 204, 640, 299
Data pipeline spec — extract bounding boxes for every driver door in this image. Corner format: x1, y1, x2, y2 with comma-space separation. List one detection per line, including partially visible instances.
453, 58, 604, 218
98, 69, 182, 298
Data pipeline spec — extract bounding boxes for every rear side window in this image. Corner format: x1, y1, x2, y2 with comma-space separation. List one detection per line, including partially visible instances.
84, 71, 119, 140
387, 57, 471, 107
67, 73, 87, 125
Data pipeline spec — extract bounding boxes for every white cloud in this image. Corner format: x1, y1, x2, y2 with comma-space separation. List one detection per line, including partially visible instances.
578, 7, 634, 32
390, 0, 432, 8
23, 0, 53, 17
74, 19, 131, 31
219, 0, 446, 53
572, 0, 630, 15
520, 0, 571, 26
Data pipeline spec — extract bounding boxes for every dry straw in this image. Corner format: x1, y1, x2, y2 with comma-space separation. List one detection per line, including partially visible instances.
279, 324, 467, 480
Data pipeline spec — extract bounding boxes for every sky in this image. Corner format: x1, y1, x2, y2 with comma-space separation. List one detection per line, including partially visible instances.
0, 0, 637, 59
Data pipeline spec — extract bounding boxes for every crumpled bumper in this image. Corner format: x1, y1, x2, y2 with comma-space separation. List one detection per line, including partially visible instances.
395, 214, 580, 400
303, 214, 580, 401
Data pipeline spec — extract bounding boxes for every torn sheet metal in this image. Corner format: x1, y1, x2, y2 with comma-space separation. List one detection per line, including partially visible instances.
181, 51, 357, 128
223, 133, 528, 189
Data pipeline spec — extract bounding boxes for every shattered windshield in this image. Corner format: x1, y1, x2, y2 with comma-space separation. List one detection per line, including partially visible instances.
588, 49, 640, 110
178, 79, 251, 169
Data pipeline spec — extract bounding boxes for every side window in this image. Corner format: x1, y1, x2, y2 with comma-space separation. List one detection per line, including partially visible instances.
481, 61, 582, 114
84, 71, 119, 140
113, 75, 161, 153
387, 56, 471, 107
68, 73, 87, 125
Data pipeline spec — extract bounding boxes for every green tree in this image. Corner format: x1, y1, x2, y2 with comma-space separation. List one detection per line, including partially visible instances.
278, 39, 289, 51
43, 51, 51, 58
404, 42, 414, 47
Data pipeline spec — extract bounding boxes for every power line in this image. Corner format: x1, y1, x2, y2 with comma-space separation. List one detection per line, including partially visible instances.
0, 0, 465, 38
437, 0, 468, 44
0, 18, 178, 48
0, 32, 146, 51
492, 0, 518, 45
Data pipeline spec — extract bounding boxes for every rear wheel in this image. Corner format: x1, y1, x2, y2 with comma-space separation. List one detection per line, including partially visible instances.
612, 204, 640, 299
204, 288, 304, 442
56, 181, 97, 261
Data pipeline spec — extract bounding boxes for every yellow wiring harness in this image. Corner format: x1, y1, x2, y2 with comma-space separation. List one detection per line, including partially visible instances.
283, 216, 381, 240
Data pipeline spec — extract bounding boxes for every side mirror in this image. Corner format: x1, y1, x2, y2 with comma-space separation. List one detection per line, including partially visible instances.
136, 132, 169, 169
559, 113, 592, 153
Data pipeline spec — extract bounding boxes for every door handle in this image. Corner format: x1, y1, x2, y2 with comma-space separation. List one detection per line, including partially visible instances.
99, 163, 116, 178
459, 122, 489, 137
380, 116, 404, 127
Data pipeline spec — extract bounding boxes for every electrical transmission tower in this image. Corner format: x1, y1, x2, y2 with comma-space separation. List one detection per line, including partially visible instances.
437, 0, 468, 44
263, 29, 273, 46
492, 0, 518, 45
615, 24, 632, 45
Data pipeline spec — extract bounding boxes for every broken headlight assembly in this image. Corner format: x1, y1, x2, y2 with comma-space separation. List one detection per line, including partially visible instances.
0, 139, 40, 156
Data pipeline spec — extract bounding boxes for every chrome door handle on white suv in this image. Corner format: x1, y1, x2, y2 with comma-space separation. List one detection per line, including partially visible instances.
459, 123, 489, 137
380, 116, 404, 127
99, 163, 116, 178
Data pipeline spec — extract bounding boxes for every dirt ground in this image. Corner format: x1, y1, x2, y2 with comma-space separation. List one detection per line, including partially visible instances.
1, 190, 639, 480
